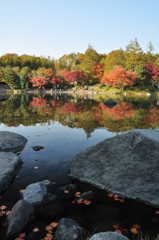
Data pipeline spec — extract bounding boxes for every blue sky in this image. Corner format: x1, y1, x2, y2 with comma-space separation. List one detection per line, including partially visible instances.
1, 0, 159, 59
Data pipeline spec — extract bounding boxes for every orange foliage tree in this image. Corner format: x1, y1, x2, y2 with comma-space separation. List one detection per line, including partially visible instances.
91, 63, 104, 83
29, 78, 48, 88
102, 66, 138, 90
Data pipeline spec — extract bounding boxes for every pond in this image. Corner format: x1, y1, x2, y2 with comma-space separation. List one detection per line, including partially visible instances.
0, 92, 159, 239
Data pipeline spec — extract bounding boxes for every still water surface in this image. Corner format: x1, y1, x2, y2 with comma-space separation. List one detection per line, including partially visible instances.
0, 92, 159, 239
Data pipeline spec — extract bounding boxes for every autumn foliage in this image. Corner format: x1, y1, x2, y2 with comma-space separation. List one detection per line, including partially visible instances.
91, 63, 104, 82
144, 63, 159, 86
64, 70, 88, 84
102, 66, 138, 90
29, 78, 47, 88
100, 102, 135, 120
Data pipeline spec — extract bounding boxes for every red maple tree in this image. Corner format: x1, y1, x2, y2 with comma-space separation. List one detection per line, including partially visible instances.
29, 78, 47, 88
102, 66, 138, 90
91, 63, 104, 82
64, 70, 88, 85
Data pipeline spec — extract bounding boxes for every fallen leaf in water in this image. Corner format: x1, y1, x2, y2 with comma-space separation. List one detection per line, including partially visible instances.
34, 166, 39, 169
119, 199, 125, 202
108, 193, 114, 197
0, 211, 5, 216
68, 174, 72, 176
130, 227, 138, 234
155, 210, 159, 214
133, 223, 140, 229
75, 192, 81, 198
45, 225, 53, 231
33, 227, 39, 232
0, 205, 7, 210
20, 189, 24, 193
77, 199, 83, 204
50, 222, 58, 227
113, 224, 120, 229
64, 190, 69, 193
84, 200, 91, 205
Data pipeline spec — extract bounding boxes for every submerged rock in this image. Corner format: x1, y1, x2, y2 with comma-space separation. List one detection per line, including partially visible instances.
22, 180, 50, 205
54, 218, 88, 240
0, 131, 27, 153
71, 129, 159, 208
6, 199, 34, 239
0, 152, 23, 193
90, 232, 129, 240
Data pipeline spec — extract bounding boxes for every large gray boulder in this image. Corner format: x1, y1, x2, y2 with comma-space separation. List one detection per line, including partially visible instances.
0, 152, 23, 193
90, 232, 129, 240
0, 131, 27, 153
71, 129, 159, 207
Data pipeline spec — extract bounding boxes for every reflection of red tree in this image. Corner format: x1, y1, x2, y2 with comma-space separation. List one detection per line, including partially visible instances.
57, 102, 87, 114
143, 108, 159, 124
29, 97, 48, 107
100, 102, 135, 120
91, 106, 102, 120
51, 100, 62, 107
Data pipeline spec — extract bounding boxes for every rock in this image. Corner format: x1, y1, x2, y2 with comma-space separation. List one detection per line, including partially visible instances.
90, 232, 129, 240
103, 98, 117, 108
30, 146, 44, 151
54, 218, 88, 240
71, 129, 159, 207
0, 152, 23, 193
6, 199, 34, 239
79, 190, 98, 204
22, 180, 50, 205
0, 131, 27, 153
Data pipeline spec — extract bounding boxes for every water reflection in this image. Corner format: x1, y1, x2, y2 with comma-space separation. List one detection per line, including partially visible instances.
0, 93, 159, 136
1, 93, 159, 239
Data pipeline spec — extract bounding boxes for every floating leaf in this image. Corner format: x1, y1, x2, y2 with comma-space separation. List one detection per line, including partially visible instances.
33, 227, 39, 232
0, 205, 7, 210
108, 193, 114, 197
133, 223, 140, 229
84, 200, 91, 205
75, 192, 81, 198
50, 222, 58, 227
34, 166, 39, 169
113, 224, 120, 229
130, 227, 138, 234
64, 190, 69, 194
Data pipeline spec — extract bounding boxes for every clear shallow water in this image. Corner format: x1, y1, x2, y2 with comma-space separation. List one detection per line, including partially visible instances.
1, 93, 159, 239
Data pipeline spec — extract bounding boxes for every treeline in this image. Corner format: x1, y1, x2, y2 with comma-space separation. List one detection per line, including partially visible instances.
0, 39, 159, 90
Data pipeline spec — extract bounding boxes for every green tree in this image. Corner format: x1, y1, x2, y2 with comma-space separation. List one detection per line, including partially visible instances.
134, 65, 149, 87
125, 38, 146, 69
19, 66, 31, 89
104, 49, 125, 74
80, 45, 100, 74
3, 66, 20, 89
